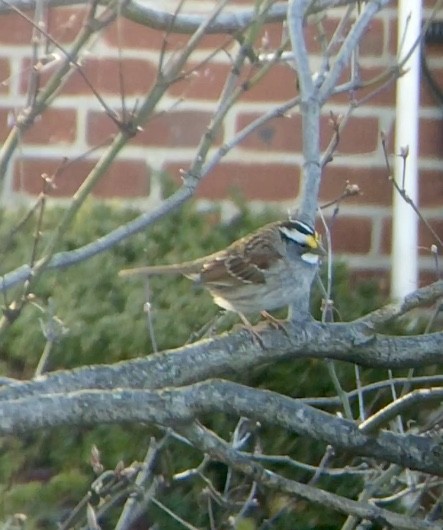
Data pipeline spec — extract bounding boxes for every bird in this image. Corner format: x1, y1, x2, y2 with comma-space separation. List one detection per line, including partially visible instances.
119, 219, 325, 335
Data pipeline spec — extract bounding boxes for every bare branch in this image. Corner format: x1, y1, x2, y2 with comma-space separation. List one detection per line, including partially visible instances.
286, 0, 322, 225
0, 287, 441, 403
287, 0, 314, 97
0, 380, 443, 478
0, 2, 231, 335
357, 279, 443, 327
183, 422, 442, 530
359, 388, 443, 435
0, 0, 441, 525
115, 437, 165, 530
305, 374, 443, 408
318, 0, 390, 103
382, 134, 443, 249
0, 95, 302, 295
0, 1, 371, 31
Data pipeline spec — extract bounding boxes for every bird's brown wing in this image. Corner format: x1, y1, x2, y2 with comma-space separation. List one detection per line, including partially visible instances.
200, 224, 283, 286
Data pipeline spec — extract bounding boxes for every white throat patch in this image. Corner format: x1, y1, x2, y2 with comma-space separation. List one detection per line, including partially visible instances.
301, 253, 320, 265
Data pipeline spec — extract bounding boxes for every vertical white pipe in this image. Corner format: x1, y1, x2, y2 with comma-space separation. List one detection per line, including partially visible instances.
391, 1, 422, 300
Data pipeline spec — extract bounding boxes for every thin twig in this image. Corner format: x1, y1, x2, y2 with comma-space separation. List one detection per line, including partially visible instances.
381, 133, 443, 248
359, 388, 443, 435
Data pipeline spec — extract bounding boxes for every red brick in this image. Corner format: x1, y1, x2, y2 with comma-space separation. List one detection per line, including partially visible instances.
47, 7, 88, 43
103, 18, 232, 51
387, 17, 398, 55
380, 218, 391, 255
326, 216, 372, 254
0, 58, 10, 93
20, 57, 157, 96
419, 219, 443, 255
305, 16, 384, 57
167, 62, 231, 100
21, 108, 77, 145
164, 161, 300, 200
0, 107, 76, 145
385, 10, 440, 55
419, 170, 443, 207
423, 41, 443, 59
0, 13, 32, 44
420, 65, 443, 107
87, 110, 220, 148
389, 14, 440, 57
241, 63, 297, 102
304, 17, 340, 56
330, 66, 396, 107
235, 112, 378, 154
0, 8, 87, 45
235, 112, 303, 152
380, 218, 443, 256
384, 116, 438, 163
360, 17, 386, 56
168, 62, 297, 103
320, 165, 393, 206
14, 158, 150, 198
256, 23, 286, 50
326, 115, 379, 154
169, 62, 297, 105
419, 118, 443, 158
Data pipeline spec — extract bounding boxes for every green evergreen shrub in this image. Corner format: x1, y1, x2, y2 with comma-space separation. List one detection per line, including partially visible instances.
0, 201, 386, 528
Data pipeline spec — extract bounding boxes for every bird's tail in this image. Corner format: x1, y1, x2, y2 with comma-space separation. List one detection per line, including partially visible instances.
118, 261, 203, 279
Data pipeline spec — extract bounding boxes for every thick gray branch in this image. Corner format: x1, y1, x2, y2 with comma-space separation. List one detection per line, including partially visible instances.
0, 1, 365, 30
0, 316, 442, 402
286, 0, 392, 224
287, 0, 313, 97
1, 380, 442, 478
286, 0, 321, 224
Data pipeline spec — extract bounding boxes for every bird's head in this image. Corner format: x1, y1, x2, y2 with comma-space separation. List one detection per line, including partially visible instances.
279, 220, 326, 265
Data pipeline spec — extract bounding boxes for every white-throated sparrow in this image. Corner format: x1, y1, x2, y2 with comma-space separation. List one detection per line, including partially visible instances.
119, 219, 325, 324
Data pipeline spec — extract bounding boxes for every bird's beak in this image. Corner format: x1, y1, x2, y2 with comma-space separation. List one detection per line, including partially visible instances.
307, 233, 327, 256
300, 233, 327, 264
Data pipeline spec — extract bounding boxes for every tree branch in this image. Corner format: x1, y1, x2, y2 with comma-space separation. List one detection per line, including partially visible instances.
0, 1, 369, 31
1, 380, 443, 478
358, 279, 443, 327
318, 0, 390, 103
183, 422, 442, 530
0, 297, 441, 403
359, 388, 443, 434
286, 0, 322, 226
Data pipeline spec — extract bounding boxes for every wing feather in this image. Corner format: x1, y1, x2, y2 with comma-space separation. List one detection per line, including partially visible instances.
200, 224, 284, 286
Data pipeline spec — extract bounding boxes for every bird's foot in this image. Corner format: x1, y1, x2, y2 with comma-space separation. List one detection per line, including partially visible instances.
237, 313, 266, 348
260, 311, 290, 337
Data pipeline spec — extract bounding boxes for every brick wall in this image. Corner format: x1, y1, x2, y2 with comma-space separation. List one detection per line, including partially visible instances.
0, 1, 442, 285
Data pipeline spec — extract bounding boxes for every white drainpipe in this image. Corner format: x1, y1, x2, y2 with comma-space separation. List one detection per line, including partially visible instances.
391, 1, 422, 300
